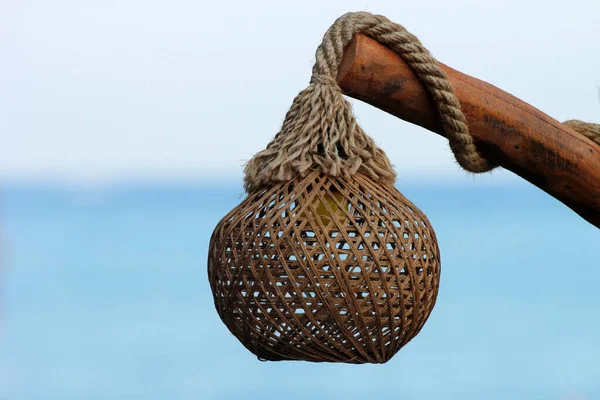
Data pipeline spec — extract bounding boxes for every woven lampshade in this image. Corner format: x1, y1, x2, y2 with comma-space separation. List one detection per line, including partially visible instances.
208, 170, 440, 363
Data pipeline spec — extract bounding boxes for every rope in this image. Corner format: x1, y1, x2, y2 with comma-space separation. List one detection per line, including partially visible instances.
243, 11, 599, 193
243, 11, 495, 192
563, 120, 600, 145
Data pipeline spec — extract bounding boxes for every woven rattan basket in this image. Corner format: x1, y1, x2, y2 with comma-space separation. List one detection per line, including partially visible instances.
208, 170, 440, 363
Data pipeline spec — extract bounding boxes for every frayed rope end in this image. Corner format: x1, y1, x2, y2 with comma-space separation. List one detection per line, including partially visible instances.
243, 77, 396, 193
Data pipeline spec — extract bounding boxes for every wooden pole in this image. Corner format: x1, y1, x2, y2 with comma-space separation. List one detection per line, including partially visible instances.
337, 34, 600, 229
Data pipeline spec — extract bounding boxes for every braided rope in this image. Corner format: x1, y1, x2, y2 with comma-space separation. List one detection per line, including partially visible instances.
313, 12, 495, 172
244, 12, 494, 192
244, 12, 600, 193
244, 11, 495, 193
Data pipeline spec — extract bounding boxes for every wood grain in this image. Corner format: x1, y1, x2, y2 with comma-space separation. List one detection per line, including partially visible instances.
337, 34, 600, 229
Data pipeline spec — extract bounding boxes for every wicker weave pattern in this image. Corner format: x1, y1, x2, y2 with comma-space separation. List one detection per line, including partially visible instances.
208, 171, 440, 363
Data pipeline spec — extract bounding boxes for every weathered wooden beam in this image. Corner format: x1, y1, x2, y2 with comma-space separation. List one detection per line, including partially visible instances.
337, 34, 600, 229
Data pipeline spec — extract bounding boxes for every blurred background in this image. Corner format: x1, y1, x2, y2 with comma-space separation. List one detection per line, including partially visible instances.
1, 0, 599, 399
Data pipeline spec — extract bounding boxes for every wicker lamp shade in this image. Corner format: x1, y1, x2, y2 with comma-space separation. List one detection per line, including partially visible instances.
208, 170, 441, 363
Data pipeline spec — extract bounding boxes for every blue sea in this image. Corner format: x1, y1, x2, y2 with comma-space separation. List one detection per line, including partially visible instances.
1, 179, 599, 399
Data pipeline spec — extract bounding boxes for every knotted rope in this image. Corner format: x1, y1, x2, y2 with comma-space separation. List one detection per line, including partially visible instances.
243, 11, 495, 192
243, 11, 598, 193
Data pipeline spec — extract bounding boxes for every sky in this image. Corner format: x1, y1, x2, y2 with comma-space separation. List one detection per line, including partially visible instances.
1, 0, 599, 185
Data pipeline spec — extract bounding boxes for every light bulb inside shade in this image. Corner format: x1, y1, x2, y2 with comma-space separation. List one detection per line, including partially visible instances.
315, 189, 349, 226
